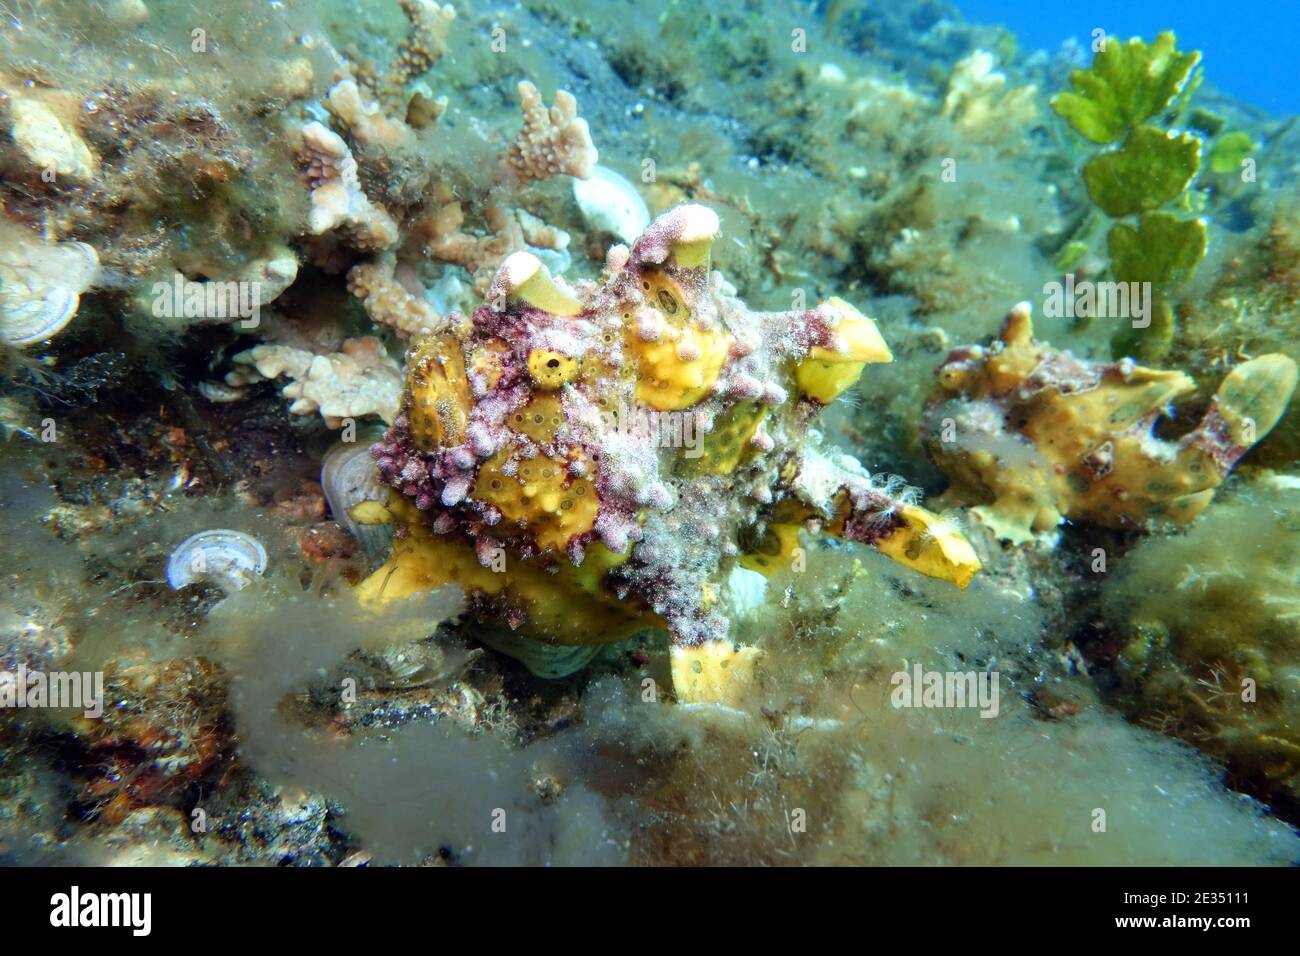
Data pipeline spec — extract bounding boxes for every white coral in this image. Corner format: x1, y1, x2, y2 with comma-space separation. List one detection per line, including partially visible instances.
505, 81, 598, 185
228, 336, 402, 428
5, 89, 99, 181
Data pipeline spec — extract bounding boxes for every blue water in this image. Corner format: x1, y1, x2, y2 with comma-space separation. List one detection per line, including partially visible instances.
956, 0, 1299, 116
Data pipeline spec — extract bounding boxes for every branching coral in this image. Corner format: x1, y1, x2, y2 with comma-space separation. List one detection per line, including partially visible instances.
346, 253, 447, 338
923, 303, 1298, 543
298, 121, 400, 251
941, 50, 1038, 143
381, 0, 456, 111
327, 78, 414, 152
411, 198, 571, 292
505, 81, 599, 186
2, 82, 100, 181
0, 0, 331, 323
354, 205, 978, 705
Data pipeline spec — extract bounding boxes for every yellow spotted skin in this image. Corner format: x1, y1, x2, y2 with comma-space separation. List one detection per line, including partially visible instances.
357, 496, 658, 646
468, 394, 599, 552
472, 450, 598, 552
630, 271, 730, 410
405, 336, 473, 451
358, 205, 990, 706
469, 339, 510, 390
527, 348, 580, 389
680, 400, 767, 476
670, 641, 762, 707
928, 307, 1299, 542
507, 394, 566, 443
739, 523, 803, 576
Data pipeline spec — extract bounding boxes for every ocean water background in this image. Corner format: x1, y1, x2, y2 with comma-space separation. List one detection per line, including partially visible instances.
956, 0, 1299, 115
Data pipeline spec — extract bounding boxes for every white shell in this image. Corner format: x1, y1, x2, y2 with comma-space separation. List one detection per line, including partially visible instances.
321, 427, 391, 557
573, 165, 650, 245
723, 565, 768, 620
0, 229, 99, 347
167, 530, 268, 592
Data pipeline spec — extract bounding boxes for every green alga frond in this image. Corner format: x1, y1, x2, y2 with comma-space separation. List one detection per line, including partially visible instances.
1051, 32, 1201, 144
1108, 211, 1207, 286
1208, 131, 1255, 175
1083, 125, 1201, 217
1111, 293, 1175, 363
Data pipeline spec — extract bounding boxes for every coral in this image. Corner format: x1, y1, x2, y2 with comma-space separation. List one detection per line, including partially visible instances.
505, 81, 599, 186
2, 82, 99, 181
1102, 476, 1300, 807
346, 253, 446, 337
380, 1, 456, 110
0, 0, 331, 324
298, 121, 400, 251
147, 250, 299, 329
326, 79, 413, 152
940, 50, 1038, 143
355, 204, 979, 703
228, 336, 403, 428
411, 198, 569, 292
3, 0, 1296, 868
923, 303, 1298, 543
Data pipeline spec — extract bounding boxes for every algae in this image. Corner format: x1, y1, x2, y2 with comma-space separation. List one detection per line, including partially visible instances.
0, 0, 1296, 870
